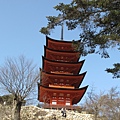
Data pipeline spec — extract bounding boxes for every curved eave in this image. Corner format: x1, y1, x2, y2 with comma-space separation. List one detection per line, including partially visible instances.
42, 56, 85, 65
42, 56, 85, 74
44, 46, 80, 62
46, 36, 80, 51
46, 36, 80, 44
42, 70, 86, 77
44, 45, 80, 54
41, 71, 87, 88
72, 85, 88, 104
40, 84, 88, 91
39, 84, 88, 104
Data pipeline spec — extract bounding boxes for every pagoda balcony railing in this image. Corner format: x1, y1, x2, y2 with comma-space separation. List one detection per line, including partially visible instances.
49, 84, 75, 89
51, 71, 73, 75
39, 103, 81, 110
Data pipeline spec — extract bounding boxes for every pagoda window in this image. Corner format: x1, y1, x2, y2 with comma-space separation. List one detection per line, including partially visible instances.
56, 67, 59, 70
66, 94, 70, 101
61, 56, 63, 59
66, 80, 69, 83
66, 84, 69, 86
66, 80, 69, 85
59, 93, 64, 97
60, 79, 64, 85
66, 103, 70, 105
59, 83, 64, 85
54, 79, 58, 82
55, 79, 58, 83
53, 93, 56, 96
53, 96, 56, 99
54, 83, 57, 85
61, 67, 64, 71
52, 93, 57, 99
66, 98, 70, 100
58, 97, 64, 100
60, 56, 64, 61
60, 79, 64, 82
66, 68, 68, 71
59, 93, 64, 99
52, 100, 57, 105
66, 101, 71, 106
66, 94, 70, 97
56, 56, 59, 59
54, 79, 58, 84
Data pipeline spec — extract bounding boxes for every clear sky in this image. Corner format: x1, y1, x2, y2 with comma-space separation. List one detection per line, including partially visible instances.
0, 0, 120, 103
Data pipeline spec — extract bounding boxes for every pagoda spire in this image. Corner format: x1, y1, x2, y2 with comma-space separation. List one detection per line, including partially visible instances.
60, 12, 64, 41
61, 22, 64, 41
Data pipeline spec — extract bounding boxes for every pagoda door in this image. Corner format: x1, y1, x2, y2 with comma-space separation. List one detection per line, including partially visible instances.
66, 94, 71, 106
57, 99, 65, 105
65, 100, 71, 106
57, 93, 65, 105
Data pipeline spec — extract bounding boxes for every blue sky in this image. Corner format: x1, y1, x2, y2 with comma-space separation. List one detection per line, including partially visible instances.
0, 1, 120, 103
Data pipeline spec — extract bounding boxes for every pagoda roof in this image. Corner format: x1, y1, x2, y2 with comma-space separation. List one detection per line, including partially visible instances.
41, 71, 87, 88
42, 56, 85, 75
38, 84, 88, 105
46, 36, 80, 51
44, 46, 80, 62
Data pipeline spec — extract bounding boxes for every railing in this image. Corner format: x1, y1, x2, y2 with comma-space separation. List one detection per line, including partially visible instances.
39, 103, 81, 110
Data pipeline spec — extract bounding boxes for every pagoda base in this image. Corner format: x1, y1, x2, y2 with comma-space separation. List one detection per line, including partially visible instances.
39, 103, 81, 110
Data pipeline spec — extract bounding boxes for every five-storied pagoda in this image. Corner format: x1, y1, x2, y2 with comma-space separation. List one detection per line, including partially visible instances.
38, 36, 88, 109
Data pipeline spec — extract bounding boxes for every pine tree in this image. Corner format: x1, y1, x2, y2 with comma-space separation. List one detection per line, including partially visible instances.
40, 0, 120, 78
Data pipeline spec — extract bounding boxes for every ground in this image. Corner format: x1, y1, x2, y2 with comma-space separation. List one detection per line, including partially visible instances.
0, 104, 95, 120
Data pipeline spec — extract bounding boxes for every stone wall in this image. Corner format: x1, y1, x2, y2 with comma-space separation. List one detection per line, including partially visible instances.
0, 105, 94, 120
21, 106, 94, 120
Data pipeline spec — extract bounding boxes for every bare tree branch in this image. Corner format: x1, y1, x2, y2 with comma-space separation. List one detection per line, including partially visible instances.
0, 55, 39, 120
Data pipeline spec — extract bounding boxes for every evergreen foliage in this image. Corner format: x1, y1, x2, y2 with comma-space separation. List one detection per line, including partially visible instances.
40, 0, 120, 78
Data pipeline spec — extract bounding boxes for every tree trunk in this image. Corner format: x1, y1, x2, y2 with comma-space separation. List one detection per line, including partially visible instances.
12, 100, 22, 120
94, 107, 98, 120
14, 102, 22, 120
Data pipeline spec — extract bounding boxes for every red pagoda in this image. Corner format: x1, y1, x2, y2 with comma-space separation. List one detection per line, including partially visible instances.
38, 36, 88, 109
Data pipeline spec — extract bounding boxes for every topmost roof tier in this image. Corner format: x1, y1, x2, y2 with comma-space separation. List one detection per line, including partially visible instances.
46, 36, 80, 51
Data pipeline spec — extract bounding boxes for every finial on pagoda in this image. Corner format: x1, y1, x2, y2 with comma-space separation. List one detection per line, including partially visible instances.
61, 22, 64, 41
60, 12, 64, 41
